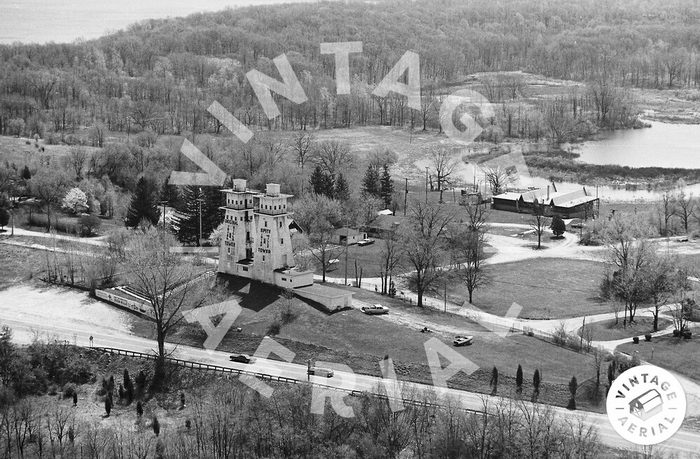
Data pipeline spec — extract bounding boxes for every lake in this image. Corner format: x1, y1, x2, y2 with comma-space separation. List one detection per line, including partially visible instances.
572, 121, 700, 170
0, 0, 320, 44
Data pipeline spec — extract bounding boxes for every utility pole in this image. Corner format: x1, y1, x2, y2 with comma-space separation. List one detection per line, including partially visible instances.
404, 178, 408, 216
198, 188, 204, 247
160, 200, 168, 228
425, 167, 428, 204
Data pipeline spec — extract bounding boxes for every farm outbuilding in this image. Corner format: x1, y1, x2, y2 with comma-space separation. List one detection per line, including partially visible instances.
491, 186, 598, 219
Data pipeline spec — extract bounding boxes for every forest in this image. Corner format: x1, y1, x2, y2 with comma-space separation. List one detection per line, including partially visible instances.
0, 0, 698, 138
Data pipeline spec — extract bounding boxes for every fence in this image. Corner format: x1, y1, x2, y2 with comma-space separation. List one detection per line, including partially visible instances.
94, 346, 478, 413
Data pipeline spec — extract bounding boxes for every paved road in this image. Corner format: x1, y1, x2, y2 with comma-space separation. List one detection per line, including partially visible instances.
4, 314, 700, 456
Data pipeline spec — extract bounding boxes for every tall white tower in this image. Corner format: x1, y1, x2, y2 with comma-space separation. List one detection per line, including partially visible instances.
218, 180, 295, 284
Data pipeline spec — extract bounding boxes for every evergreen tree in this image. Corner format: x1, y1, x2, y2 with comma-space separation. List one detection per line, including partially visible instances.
568, 376, 578, 410
334, 173, 350, 201
379, 164, 394, 208
21, 165, 31, 181
362, 164, 380, 198
516, 364, 523, 394
126, 177, 161, 228
550, 215, 566, 237
309, 165, 334, 198
174, 186, 222, 245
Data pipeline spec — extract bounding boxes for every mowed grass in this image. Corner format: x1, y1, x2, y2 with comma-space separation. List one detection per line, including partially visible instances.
578, 317, 673, 342
0, 244, 47, 289
618, 334, 700, 382
449, 258, 613, 319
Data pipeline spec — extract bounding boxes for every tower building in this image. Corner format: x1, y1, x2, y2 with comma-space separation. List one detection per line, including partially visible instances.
218, 179, 313, 287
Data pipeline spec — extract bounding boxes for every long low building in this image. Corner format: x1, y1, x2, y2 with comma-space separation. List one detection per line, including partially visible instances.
492, 187, 599, 218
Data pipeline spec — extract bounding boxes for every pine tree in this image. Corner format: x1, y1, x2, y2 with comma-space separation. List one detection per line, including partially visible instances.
379, 164, 394, 208
126, 177, 161, 228
174, 186, 222, 246
516, 364, 523, 394
21, 165, 31, 181
362, 165, 380, 198
309, 165, 334, 198
334, 173, 350, 201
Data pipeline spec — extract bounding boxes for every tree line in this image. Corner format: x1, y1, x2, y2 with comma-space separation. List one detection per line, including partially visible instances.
0, 0, 695, 139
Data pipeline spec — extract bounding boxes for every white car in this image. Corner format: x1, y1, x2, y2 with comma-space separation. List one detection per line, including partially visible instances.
453, 335, 474, 346
357, 238, 375, 247
361, 304, 389, 315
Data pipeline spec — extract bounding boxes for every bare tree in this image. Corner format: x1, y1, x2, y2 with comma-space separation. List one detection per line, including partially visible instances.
676, 183, 696, 233
602, 215, 655, 324
429, 147, 459, 202
125, 228, 208, 383
292, 131, 314, 170
401, 201, 453, 307
66, 146, 89, 180
450, 200, 490, 303
292, 194, 344, 283
530, 198, 548, 250
482, 166, 515, 196
311, 140, 354, 176
655, 191, 676, 236
379, 228, 402, 294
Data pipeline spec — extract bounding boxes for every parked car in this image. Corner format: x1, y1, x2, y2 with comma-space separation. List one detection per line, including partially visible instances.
357, 238, 375, 247
453, 335, 474, 346
308, 367, 334, 378
230, 354, 254, 364
361, 304, 389, 315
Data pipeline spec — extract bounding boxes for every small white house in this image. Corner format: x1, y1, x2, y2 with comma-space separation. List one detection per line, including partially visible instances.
333, 227, 367, 245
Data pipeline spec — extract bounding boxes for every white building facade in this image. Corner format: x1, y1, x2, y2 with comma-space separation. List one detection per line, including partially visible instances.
218, 179, 313, 288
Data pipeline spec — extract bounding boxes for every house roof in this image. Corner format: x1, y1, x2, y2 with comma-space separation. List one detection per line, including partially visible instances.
494, 187, 598, 208
334, 227, 363, 236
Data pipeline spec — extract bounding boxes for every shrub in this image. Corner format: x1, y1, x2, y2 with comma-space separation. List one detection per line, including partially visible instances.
62, 384, 77, 399
136, 401, 143, 417
104, 396, 112, 416
644, 333, 652, 342
28, 214, 79, 234
267, 321, 281, 336
78, 214, 101, 236
152, 416, 160, 436
683, 330, 693, 339
632, 336, 639, 344
673, 329, 681, 337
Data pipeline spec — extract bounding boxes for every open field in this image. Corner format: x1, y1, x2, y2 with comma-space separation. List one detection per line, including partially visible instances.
0, 244, 47, 289
578, 317, 673, 342
448, 258, 614, 319
618, 334, 700, 382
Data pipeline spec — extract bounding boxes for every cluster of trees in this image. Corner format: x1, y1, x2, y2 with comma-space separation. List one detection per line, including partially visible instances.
3, 0, 686, 141
0, 348, 602, 459
600, 213, 697, 331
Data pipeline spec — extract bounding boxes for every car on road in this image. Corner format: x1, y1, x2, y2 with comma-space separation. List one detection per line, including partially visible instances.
357, 238, 375, 247
453, 335, 474, 346
308, 367, 334, 378
230, 354, 254, 364
361, 304, 389, 315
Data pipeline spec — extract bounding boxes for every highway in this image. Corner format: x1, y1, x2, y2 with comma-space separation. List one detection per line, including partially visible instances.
4, 315, 700, 457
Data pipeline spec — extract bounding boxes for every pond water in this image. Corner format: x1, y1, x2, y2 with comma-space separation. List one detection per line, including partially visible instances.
572, 121, 700, 170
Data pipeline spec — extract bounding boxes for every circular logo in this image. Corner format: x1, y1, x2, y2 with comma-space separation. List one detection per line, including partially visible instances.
606, 364, 686, 446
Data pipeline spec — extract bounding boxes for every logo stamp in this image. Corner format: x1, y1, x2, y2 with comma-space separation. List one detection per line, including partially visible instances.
606, 364, 686, 446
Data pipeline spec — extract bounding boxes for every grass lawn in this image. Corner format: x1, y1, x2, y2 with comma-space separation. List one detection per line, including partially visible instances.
618, 334, 700, 382
577, 317, 672, 342
448, 258, 614, 319
315, 239, 408, 280
0, 244, 47, 289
